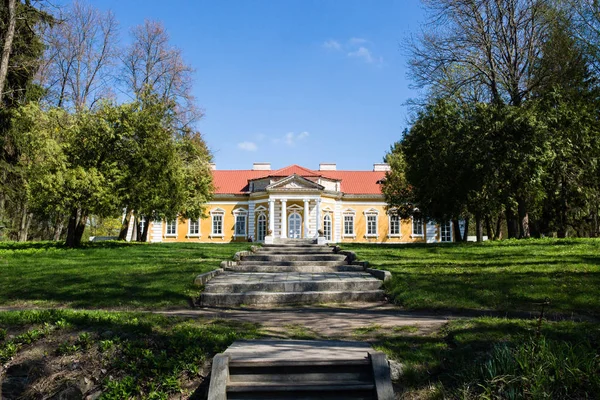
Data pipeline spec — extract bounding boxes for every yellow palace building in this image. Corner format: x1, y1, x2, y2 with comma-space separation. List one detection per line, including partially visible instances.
147, 163, 455, 244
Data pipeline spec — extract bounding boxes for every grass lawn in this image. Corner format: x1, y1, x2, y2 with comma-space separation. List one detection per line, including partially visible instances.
342, 238, 600, 317
0, 310, 597, 399
0, 241, 251, 309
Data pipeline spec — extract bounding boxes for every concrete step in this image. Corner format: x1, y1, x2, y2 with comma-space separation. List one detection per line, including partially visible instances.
225, 265, 365, 273
273, 239, 316, 245
262, 243, 323, 248
242, 254, 347, 262
238, 260, 347, 267
204, 276, 382, 294
256, 247, 335, 254
200, 289, 385, 306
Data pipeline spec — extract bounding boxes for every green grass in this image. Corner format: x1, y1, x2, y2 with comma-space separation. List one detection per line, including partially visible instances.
0, 309, 260, 398
342, 238, 600, 317
375, 317, 600, 399
0, 241, 251, 309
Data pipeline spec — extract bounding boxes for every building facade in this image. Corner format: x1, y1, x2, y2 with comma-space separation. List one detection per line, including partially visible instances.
147, 163, 454, 244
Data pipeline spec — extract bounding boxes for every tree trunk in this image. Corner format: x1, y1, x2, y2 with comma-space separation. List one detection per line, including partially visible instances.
118, 210, 130, 240
141, 217, 150, 242
506, 207, 518, 238
475, 214, 483, 242
452, 218, 462, 242
517, 197, 530, 238
71, 212, 88, 247
462, 216, 470, 242
495, 215, 503, 240
18, 203, 30, 242
53, 216, 64, 241
485, 215, 493, 240
65, 208, 79, 247
0, 0, 17, 106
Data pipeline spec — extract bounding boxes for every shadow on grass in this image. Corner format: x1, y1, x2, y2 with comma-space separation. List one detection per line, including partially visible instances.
375, 317, 600, 397
0, 242, 252, 309
0, 309, 261, 398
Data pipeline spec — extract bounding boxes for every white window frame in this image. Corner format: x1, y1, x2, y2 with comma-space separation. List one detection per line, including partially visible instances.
188, 218, 200, 237
441, 221, 453, 242
165, 219, 177, 237
411, 216, 424, 237
256, 213, 267, 241
364, 208, 379, 238
342, 209, 356, 238
233, 208, 248, 238
388, 213, 401, 237
210, 208, 225, 238
323, 213, 332, 241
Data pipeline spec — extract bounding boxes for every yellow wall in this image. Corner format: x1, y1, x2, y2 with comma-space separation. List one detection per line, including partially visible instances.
155, 198, 438, 243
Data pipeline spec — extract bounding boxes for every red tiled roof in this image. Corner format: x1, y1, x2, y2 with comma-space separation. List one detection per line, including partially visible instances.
212, 165, 386, 195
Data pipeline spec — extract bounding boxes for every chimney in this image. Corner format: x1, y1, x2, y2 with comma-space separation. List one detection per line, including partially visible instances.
209, 163, 216, 170
252, 162, 271, 171
319, 163, 337, 171
373, 163, 391, 172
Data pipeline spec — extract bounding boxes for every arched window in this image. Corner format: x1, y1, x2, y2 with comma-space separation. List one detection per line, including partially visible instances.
257, 214, 267, 241
323, 214, 332, 241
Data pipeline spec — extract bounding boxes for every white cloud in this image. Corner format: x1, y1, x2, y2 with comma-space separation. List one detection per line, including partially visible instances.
322, 39, 341, 51
323, 37, 383, 66
348, 46, 374, 63
237, 141, 258, 151
274, 131, 310, 146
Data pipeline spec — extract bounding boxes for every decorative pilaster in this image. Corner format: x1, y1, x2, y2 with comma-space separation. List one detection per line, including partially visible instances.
315, 199, 322, 233
280, 199, 288, 238
303, 199, 310, 239
268, 199, 275, 235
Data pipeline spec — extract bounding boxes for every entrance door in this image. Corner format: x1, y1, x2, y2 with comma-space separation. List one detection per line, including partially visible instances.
323, 214, 332, 241
288, 213, 302, 238
257, 214, 266, 241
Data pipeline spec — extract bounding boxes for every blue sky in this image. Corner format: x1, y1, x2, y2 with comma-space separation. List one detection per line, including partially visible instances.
92, 0, 426, 170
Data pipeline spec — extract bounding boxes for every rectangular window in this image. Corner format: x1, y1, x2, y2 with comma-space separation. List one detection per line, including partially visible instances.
441, 221, 452, 242
344, 215, 354, 236
166, 220, 177, 236
235, 215, 246, 236
389, 215, 400, 236
412, 217, 423, 236
367, 215, 377, 236
189, 219, 199, 236
212, 215, 223, 235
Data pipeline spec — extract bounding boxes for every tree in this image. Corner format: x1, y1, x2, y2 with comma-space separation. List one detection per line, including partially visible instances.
120, 19, 202, 130
0, 0, 18, 106
41, 0, 118, 110
533, 14, 600, 237
408, 0, 552, 237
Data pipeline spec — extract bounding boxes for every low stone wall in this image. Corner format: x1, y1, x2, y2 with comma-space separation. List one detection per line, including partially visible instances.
366, 268, 392, 282
194, 268, 224, 286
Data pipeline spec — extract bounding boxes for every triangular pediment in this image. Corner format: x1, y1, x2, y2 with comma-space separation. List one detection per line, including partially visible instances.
266, 174, 324, 191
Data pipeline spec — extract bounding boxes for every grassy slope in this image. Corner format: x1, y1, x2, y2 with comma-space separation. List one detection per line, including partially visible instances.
342, 238, 600, 317
0, 241, 251, 309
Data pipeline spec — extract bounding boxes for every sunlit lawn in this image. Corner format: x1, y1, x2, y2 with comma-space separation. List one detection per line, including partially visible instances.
342, 238, 600, 317
0, 241, 250, 309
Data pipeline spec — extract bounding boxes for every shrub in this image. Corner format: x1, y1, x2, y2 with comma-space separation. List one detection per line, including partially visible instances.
456, 336, 600, 399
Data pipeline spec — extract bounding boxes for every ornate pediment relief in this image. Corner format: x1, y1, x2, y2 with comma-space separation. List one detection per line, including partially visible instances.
266, 174, 324, 191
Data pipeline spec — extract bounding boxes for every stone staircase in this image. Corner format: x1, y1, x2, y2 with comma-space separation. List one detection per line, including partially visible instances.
199, 241, 385, 307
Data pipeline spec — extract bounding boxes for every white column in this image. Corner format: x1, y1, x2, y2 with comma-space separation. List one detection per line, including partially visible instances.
268, 199, 275, 235
315, 199, 321, 233
280, 199, 287, 238
303, 199, 310, 238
